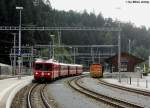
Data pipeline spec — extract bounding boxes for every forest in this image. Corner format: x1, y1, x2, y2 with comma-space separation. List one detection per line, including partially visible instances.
0, 0, 150, 64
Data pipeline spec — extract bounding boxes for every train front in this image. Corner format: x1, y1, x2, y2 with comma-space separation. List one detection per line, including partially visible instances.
33, 59, 52, 82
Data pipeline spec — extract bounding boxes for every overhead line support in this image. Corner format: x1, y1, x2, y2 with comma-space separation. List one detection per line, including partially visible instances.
0, 26, 121, 31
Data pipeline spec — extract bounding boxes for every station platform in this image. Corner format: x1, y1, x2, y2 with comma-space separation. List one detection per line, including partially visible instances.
0, 73, 150, 108
0, 76, 33, 108
102, 74, 150, 91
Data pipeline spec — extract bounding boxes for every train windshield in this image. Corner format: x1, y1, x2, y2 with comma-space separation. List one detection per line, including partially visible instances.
35, 63, 52, 71
35, 64, 43, 70
43, 64, 52, 71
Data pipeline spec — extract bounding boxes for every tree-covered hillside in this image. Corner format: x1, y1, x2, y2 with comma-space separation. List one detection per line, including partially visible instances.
0, 0, 150, 64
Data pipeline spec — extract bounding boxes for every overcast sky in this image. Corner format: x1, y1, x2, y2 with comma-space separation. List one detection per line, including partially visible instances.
50, 0, 150, 28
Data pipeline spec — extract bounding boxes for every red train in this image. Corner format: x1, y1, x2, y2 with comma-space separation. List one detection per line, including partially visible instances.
33, 59, 83, 82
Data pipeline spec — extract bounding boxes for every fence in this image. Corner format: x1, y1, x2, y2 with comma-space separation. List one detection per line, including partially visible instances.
121, 77, 150, 88
0, 63, 32, 76
104, 72, 150, 89
104, 72, 142, 78
0, 65, 12, 75
16, 66, 32, 75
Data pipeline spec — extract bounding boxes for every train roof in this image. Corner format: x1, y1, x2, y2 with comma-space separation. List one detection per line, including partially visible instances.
35, 59, 83, 67
45, 59, 58, 63
59, 63, 69, 66
35, 58, 59, 64
67, 64, 83, 67
76, 64, 83, 67
34, 58, 45, 63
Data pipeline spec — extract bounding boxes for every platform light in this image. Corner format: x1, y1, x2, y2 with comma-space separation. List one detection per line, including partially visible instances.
16, 6, 23, 79
16, 7, 23, 10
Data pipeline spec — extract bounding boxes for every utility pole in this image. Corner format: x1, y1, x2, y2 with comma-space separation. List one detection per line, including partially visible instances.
74, 48, 76, 64
129, 39, 131, 54
69, 47, 72, 63
30, 46, 33, 75
91, 47, 94, 63
12, 33, 16, 76
58, 30, 61, 46
57, 30, 61, 61
118, 22, 121, 82
50, 35, 55, 59
10, 49, 13, 75
99, 51, 101, 64
49, 41, 51, 59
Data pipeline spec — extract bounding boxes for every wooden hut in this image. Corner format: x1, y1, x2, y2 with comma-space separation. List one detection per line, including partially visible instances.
105, 52, 144, 72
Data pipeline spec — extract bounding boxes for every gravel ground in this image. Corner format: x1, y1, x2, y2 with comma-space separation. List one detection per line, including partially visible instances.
46, 77, 112, 108
11, 84, 31, 108
79, 77, 150, 108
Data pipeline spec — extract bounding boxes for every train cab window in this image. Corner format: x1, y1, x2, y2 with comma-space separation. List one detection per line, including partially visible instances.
35, 63, 52, 71
43, 64, 52, 71
35, 64, 43, 70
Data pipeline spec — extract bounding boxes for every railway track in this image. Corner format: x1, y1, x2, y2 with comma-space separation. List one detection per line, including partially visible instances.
27, 83, 52, 108
68, 76, 144, 108
99, 79, 150, 97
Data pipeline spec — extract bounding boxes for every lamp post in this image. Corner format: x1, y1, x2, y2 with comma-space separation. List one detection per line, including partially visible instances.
50, 34, 55, 59
16, 6, 23, 79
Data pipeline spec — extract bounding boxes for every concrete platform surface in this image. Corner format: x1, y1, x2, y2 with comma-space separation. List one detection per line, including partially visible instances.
0, 76, 33, 108
102, 74, 150, 91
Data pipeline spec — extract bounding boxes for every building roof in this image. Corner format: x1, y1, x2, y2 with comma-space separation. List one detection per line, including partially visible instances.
105, 52, 144, 65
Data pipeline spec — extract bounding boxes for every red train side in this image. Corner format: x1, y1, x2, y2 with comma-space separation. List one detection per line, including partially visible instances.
33, 59, 83, 82
68, 64, 77, 76
59, 63, 69, 77
76, 64, 83, 75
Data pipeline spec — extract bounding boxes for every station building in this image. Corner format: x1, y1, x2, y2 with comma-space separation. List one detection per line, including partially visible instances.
105, 52, 144, 72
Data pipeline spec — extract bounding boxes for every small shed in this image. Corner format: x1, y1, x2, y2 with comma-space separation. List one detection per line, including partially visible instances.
105, 52, 144, 72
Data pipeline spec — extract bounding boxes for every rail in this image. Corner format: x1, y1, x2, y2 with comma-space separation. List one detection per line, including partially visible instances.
68, 76, 144, 108
99, 79, 150, 97
27, 84, 52, 108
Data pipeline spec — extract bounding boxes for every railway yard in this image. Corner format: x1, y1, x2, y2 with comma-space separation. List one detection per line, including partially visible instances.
0, 73, 150, 108
1, 0, 150, 108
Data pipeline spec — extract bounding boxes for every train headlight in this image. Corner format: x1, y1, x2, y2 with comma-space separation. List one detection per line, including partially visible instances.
47, 73, 50, 75
35, 72, 38, 75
